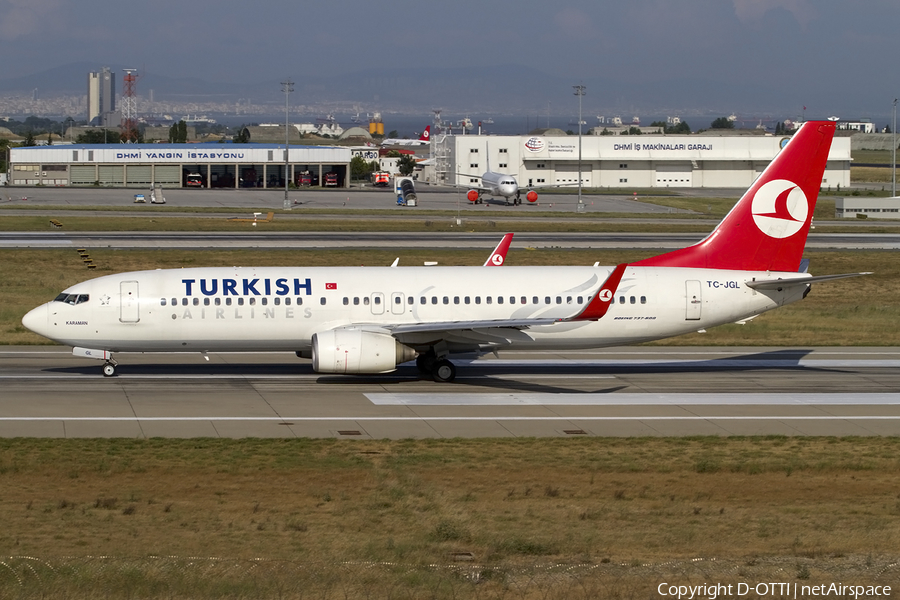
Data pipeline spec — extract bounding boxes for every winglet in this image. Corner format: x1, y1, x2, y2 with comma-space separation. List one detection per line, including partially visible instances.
567, 263, 628, 321
484, 233, 514, 266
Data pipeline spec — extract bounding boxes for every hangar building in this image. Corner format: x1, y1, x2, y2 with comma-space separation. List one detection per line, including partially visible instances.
430, 133, 850, 189
8, 144, 352, 189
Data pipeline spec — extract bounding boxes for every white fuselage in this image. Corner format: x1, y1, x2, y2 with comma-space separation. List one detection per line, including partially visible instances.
480, 171, 519, 199
22, 265, 804, 355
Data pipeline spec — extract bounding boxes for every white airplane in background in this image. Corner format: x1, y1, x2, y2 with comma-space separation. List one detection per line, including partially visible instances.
460, 149, 538, 206
382, 126, 430, 147
23, 121, 869, 382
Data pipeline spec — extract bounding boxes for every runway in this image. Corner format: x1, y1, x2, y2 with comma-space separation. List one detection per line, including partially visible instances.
2, 346, 899, 438
2, 230, 899, 250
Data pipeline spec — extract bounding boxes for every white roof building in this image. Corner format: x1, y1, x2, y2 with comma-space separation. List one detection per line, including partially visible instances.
427, 133, 850, 189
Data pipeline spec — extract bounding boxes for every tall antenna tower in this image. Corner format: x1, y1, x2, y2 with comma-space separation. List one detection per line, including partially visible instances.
122, 68, 140, 142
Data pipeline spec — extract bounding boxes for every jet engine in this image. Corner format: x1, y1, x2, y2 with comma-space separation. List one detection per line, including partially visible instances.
467, 190, 479, 203
526, 190, 538, 203
311, 328, 417, 374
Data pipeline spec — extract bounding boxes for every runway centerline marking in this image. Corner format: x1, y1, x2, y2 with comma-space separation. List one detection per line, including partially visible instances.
365, 393, 900, 406
1, 416, 900, 421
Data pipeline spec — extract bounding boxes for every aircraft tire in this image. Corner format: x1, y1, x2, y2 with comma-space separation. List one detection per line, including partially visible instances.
432, 359, 456, 383
102, 362, 116, 377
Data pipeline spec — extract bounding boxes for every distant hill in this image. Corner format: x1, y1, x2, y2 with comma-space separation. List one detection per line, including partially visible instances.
0, 62, 792, 115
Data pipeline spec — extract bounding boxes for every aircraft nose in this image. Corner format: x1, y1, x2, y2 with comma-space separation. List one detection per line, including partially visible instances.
22, 304, 49, 337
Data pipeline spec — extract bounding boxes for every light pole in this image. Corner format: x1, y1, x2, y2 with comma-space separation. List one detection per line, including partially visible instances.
282, 79, 294, 210
893, 98, 897, 198
573, 84, 586, 212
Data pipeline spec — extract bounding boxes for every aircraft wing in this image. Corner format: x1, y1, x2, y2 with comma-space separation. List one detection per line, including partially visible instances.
343, 264, 628, 346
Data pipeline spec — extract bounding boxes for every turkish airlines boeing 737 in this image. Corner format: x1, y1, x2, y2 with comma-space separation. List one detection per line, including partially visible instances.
22, 121, 867, 381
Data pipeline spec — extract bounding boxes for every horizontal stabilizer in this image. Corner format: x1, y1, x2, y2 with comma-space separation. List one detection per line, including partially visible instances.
745, 272, 872, 290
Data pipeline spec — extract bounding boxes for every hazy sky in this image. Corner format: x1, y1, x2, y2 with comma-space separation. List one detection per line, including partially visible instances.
1, 0, 897, 116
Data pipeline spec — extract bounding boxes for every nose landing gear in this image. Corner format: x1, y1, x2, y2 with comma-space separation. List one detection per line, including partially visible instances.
102, 359, 117, 377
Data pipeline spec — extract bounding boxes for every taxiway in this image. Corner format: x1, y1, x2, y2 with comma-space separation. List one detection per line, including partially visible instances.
1, 346, 898, 438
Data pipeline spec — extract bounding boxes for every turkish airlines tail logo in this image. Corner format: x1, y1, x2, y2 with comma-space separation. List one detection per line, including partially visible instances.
419, 126, 430, 141
750, 179, 809, 239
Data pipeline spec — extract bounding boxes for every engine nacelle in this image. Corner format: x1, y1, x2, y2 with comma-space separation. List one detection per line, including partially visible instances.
526, 190, 538, 203
311, 328, 417, 374
467, 189, 479, 203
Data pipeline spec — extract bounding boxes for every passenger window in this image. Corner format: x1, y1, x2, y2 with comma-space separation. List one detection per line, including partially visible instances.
533, 296, 538, 304
545, 297, 551, 304
465, 297, 470, 304
296, 298, 302, 305
261, 298, 267, 306
475, 296, 481, 305
215, 298, 221, 306
343, 297, 349, 305
238, 298, 244, 306
226, 298, 232, 306
577, 296, 583, 304
567, 296, 572, 304
160, 298, 166, 306
364, 297, 370, 305
249, 298, 256, 306
204, 298, 210, 306
630, 296, 636, 304
510, 297, 516, 304
285, 298, 291, 306
619, 296, 625, 304
274, 297, 280, 306
420, 297, 426, 305
641, 296, 647, 304
320, 297, 326, 305
497, 297, 504, 304
182, 298, 188, 306
453, 296, 459, 304
556, 297, 562, 304
353, 297, 359, 305
431, 297, 437, 305
192, 298, 199, 306
374, 296, 381, 305
521, 297, 527, 304
395, 296, 402, 304
171, 298, 177, 306
487, 297, 492, 304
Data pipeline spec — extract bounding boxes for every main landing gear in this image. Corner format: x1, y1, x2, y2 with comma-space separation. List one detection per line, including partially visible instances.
416, 350, 457, 383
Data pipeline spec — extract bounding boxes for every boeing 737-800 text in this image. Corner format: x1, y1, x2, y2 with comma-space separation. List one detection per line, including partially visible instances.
22, 121, 867, 381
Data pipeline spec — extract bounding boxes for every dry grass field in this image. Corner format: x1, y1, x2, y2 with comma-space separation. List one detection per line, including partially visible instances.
2, 438, 900, 598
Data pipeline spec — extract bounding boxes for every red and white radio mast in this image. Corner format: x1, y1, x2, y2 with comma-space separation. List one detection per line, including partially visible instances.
121, 68, 140, 142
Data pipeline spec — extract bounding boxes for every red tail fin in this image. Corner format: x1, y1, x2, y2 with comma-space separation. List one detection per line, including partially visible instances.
420, 126, 430, 141
484, 233, 513, 266
633, 120, 835, 272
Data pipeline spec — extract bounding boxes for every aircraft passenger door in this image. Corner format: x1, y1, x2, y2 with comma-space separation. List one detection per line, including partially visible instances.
685, 280, 702, 320
370, 292, 385, 315
120, 280, 140, 323
390, 292, 405, 315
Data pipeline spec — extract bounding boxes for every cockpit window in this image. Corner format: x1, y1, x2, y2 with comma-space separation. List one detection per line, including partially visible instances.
53, 293, 89, 305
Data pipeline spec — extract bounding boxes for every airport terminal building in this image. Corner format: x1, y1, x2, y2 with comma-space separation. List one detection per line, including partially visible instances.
431, 133, 851, 189
8, 144, 352, 188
